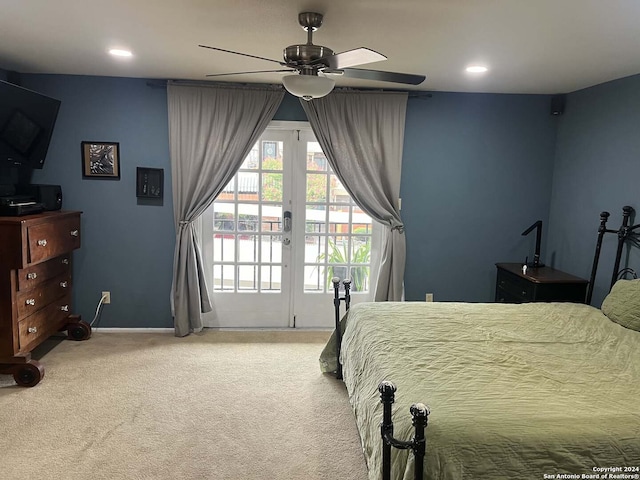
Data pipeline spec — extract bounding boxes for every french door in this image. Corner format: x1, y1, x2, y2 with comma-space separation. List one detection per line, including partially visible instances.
201, 122, 378, 328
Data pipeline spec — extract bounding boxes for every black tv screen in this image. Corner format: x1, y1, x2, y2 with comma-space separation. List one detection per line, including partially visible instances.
0, 80, 61, 169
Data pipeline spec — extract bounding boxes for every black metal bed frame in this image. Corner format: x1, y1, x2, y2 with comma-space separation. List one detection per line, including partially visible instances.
332, 277, 430, 480
378, 381, 429, 480
332, 276, 351, 380
586, 206, 640, 304
330, 206, 638, 480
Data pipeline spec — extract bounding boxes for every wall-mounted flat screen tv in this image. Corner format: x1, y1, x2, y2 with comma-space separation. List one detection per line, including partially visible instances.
0, 80, 61, 169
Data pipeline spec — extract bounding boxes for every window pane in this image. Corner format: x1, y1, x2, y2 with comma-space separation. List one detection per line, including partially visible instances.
306, 205, 326, 233
304, 265, 324, 292
238, 265, 257, 291
326, 236, 349, 264
351, 236, 371, 264
240, 142, 259, 170
213, 203, 235, 232
305, 235, 324, 263
237, 172, 259, 198
306, 173, 327, 202
262, 172, 283, 202
213, 265, 235, 291
213, 235, 235, 262
328, 265, 349, 284
306, 142, 327, 171
329, 174, 350, 203
351, 206, 372, 234
261, 141, 283, 170
261, 235, 282, 263
328, 205, 350, 234
238, 235, 258, 262
261, 266, 281, 292
350, 266, 369, 293
237, 203, 259, 232
261, 204, 282, 232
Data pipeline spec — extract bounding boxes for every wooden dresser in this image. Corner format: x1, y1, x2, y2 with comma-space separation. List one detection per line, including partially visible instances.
0, 210, 90, 387
495, 263, 588, 304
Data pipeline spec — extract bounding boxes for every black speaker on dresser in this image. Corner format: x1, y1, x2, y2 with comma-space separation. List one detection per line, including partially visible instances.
18, 184, 62, 210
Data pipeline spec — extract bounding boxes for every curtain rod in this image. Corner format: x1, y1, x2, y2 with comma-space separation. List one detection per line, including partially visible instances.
145, 79, 282, 90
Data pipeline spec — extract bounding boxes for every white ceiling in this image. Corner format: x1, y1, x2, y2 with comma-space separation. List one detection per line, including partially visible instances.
1, 0, 639, 94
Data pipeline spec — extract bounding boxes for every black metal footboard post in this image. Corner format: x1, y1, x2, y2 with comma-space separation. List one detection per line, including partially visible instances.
379, 381, 430, 480
587, 211, 611, 304
332, 277, 343, 380
343, 278, 351, 311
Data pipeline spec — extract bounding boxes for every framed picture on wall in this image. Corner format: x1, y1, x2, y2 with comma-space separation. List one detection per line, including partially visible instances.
81, 141, 120, 179
136, 167, 164, 199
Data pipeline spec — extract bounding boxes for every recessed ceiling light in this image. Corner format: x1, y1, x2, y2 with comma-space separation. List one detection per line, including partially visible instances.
109, 49, 133, 57
466, 65, 488, 73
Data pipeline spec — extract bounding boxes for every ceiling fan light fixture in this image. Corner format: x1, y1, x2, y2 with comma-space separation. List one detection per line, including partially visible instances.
282, 74, 335, 101
466, 65, 488, 73
109, 49, 133, 57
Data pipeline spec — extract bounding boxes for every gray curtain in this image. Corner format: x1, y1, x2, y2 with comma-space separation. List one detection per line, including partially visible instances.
301, 91, 408, 301
168, 83, 284, 336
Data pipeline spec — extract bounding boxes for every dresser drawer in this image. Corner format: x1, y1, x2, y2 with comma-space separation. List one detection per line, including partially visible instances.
17, 293, 72, 352
496, 271, 534, 302
495, 287, 525, 303
17, 254, 72, 292
16, 273, 72, 320
27, 216, 81, 264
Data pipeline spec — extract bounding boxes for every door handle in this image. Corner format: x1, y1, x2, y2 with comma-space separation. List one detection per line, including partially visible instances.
283, 211, 292, 232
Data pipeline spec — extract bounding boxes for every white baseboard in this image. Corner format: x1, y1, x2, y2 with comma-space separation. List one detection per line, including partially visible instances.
205, 327, 333, 331
92, 328, 174, 333
92, 327, 332, 333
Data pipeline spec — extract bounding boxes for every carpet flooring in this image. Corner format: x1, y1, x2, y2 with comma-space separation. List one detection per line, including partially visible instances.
0, 330, 369, 480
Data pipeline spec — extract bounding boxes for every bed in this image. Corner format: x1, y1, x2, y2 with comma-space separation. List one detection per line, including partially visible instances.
320, 207, 640, 480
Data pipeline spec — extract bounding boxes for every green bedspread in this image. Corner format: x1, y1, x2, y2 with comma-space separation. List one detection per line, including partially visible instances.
320, 302, 640, 480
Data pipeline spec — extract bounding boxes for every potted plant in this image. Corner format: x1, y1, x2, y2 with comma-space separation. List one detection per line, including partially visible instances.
318, 238, 370, 292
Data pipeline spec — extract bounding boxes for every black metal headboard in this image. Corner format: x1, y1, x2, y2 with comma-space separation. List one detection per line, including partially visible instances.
587, 206, 640, 304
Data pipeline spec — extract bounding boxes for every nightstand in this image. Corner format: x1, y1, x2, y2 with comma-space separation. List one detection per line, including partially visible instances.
495, 263, 588, 304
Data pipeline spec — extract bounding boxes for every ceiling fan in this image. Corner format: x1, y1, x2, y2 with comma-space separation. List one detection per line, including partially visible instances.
199, 12, 426, 100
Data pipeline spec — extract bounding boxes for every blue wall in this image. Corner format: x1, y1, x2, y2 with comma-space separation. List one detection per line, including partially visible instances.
21, 75, 175, 328
401, 92, 558, 301
547, 74, 640, 306
16, 75, 310, 328
12, 74, 562, 326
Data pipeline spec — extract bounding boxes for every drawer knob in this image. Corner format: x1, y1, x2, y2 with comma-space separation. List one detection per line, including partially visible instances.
60, 281, 68, 288
37, 239, 48, 247
62, 258, 69, 265
70, 230, 79, 237
28, 327, 38, 334
27, 272, 38, 280
25, 298, 36, 306
522, 290, 528, 296
60, 305, 69, 312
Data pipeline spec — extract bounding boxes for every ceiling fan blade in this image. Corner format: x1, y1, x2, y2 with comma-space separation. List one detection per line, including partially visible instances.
206, 69, 294, 77
317, 48, 387, 69
199, 45, 287, 66
328, 68, 426, 86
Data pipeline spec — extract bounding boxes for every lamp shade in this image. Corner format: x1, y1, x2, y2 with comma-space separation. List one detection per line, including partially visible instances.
282, 74, 335, 101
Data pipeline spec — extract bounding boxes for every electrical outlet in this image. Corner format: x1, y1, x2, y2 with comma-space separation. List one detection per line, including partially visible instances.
102, 291, 111, 304
425, 293, 434, 302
